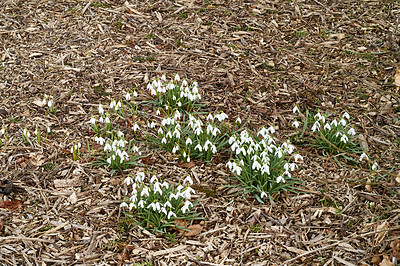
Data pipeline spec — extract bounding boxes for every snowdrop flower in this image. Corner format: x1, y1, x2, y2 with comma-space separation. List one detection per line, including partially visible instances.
372, 162, 379, 171
125, 92, 131, 101
215, 112, 228, 122
211, 145, 217, 153
359, 153, 368, 162
138, 200, 145, 208
141, 186, 150, 197
136, 172, 145, 183
260, 191, 268, 199
23, 128, 30, 138
99, 116, 104, 123
47, 99, 54, 108
268, 126, 275, 134
174, 74, 180, 82
154, 182, 163, 195
292, 120, 300, 128
46, 126, 51, 133
294, 154, 303, 162
181, 187, 195, 199
95, 136, 105, 145
186, 138, 193, 146
195, 144, 202, 152
164, 201, 172, 209
235, 117, 242, 124
150, 175, 158, 184
120, 202, 129, 209
293, 106, 299, 114
207, 114, 214, 121
252, 160, 262, 170
348, 128, 356, 136
323, 123, 331, 131
105, 117, 111, 124
172, 145, 179, 153
98, 104, 104, 115
133, 91, 138, 97
314, 113, 325, 123
42, 98, 47, 106
104, 143, 112, 151
107, 157, 112, 165
183, 176, 193, 185
124, 176, 133, 186
276, 175, 285, 183
169, 193, 179, 201
157, 128, 163, 135
132, 123, 140, 132
161, 137, 167, 144
117, 131, 124, 138
167, 211, 176, 219
331, 119, 338, 127
181, 201, 193, 214
311, 121, 320, 132
340, 134, 348, 143
343, 112, 350, 120
89, 117, 96, 125
339, 119, 347, 126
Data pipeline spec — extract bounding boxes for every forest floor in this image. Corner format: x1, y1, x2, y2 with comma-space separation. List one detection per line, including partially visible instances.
1, 0, 400, 265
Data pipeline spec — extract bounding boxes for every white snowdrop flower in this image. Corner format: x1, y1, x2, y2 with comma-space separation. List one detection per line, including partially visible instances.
372, 162, 379, 171
98, 104, 104, 115
46, 126, 51, 133
183, 176, 193, 185
182, 79, 188, 87
260, 191, 268, 199
311, 121, 320, 132
155, 109, 161, 116
181, 201, 193, 214
331, 119, 338, 127
95, 136, 105, 145
161, 74, 167, 81
138, 200, 145, 208
164, 201, 173, 209
173, 129, 180, 139
106, 157, 112, 165
136, 172, 145, 183
157, 128, 163, 135
161, 137, 167, 144
72, 168, 81, 175
186, 138, 193, 146
276, 175, 286, 183
211, 145, 217, 153
212, 128, 221, 136
166, 131, 172, 138
292, 120, 300, 128
348, 128, 356, 136
172, 145, 179, 154
169, 193, 179, 201
150, 175, 158, 184
216, 112, 228, 122
235, 117, 242, 124
99, 116, 104, 123
105, 117, 111, 124
261, 164, 270, 175
174, 74, 180, 82
182, 187, 195, 199
340, 134, 348, 143
339, 119, 347, 126
117, 131, 124, 138
195, 144, 202, 152
314, 113, 322, 121
174, 110, 181, 120
252, 160, 262, 170
177, 101, 182, 107
110, 100, 115, 109
47, 99, 53, 108
275, 149, 283, 158
124, 176, 133, 186
359, 153, 368, 162
23, 128, 30, 138
268, 126, 275, 134
120, 202, 129, 209
132, 123, 140, 132
343, 112, 350, 120
133, 91, 138, 97
293, 106, 299, 114
161, 207, 168, 215
89, 117, 96, 125
125, 93, 131, 101
207, 114, 214, 121
294, 154, 303, 162
167, 211, 176, 219
141, 186, 150, 197
42, 98, 47, 106
154, 182, 163, 195
284, 163, 290, 171
104, 143, 112, 151
323, 123, 331, 131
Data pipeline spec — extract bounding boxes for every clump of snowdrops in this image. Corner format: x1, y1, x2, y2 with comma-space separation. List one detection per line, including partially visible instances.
145, 74, 202, 115
147, 110, 230, 162
226, 126, 303, 203
120, 172, 202, 234
292, 107, 365, 161
89, 102, 141, 174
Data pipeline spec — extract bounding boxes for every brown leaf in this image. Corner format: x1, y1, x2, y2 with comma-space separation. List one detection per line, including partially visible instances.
375, 221, 389, 246
0, 200, 22, 210
174, 219, 187, 234
365, 178, 372, 192
178, 161, 196, 168
141, 156, 153, 165
396, 172, 400, 184
371, 255, 381, 265
379, 256, 394, 266
394, 68, 400, 89
184, 224, 203, 237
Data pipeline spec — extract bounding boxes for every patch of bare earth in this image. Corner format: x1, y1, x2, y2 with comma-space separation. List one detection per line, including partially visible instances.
1, 0, 400, 265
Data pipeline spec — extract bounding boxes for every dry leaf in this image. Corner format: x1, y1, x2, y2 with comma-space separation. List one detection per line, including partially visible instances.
375, 221, 389, 246
365, 178, 372, 192
33, 99, 46, 107
54, 178, 83, 188
396, 172, 400, 184
174, 219, 187, 234
0, 200, 22, 210
394, 68, 400, 89
178, 161, 196, 168
379, 256, 394, 266
371, 255, 381, 265
184, 224, 203, 237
